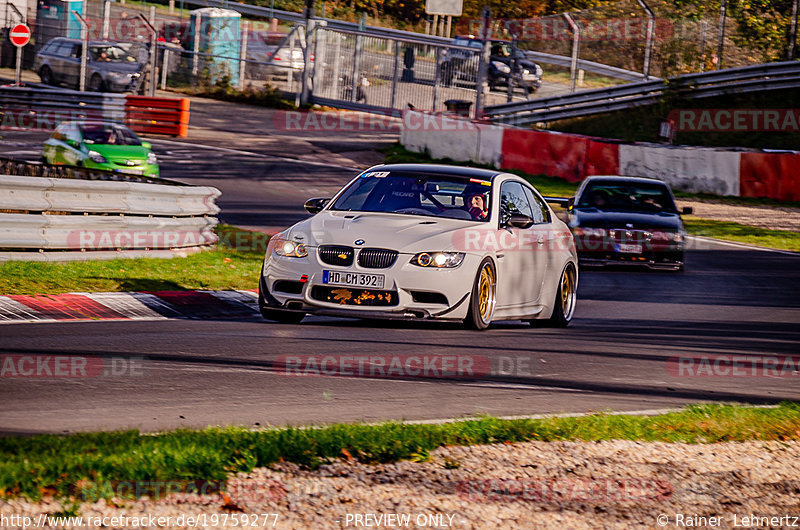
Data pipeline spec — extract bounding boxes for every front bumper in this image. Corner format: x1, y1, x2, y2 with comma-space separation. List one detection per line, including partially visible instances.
260, 249, 479, 321
86, 161, 160, 178
577, 249, 684, 269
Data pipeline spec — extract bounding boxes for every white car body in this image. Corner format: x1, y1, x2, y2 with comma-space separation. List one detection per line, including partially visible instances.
259, 164, 578, 328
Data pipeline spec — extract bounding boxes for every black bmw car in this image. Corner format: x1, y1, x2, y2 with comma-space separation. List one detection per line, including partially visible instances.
556, 176, 692, 271
440, 37, 543, 94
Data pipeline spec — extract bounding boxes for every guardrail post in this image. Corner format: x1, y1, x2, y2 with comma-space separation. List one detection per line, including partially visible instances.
474, 6, 491, 119
390, 39, 400, 110
789, 0, 798, 60
563, 13, 581, 93
137, 13, 158, 96
239, 20, 248, 90
634, 0, 655, 79
192, 15, 201, 78
300, 0, 316, 105
432, 46, 442, 111
312, 22, 327, 100
350, 34, 362, 103
161, 49, 170, 90
717, 0, 727, 70
102, 0, 111, 39
72, 11, 89, 92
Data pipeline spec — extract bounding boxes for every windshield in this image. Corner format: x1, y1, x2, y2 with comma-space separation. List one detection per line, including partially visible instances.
89, 45, 136, 63
578, 181, 678, 213
81, 124, 142, 146
330, 171, 493, 221
453, 38, 483, 49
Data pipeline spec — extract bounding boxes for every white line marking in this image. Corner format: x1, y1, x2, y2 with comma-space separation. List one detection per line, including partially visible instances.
687, 235, 800, 256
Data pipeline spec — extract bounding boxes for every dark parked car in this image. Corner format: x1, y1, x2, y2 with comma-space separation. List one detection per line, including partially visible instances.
440, 36, 542, 94
551, 175, 692, 271
34, 37, 143, 92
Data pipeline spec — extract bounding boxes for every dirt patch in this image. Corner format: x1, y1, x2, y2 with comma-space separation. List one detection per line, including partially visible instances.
676, 199, 800, 232
3, 440, 799, 529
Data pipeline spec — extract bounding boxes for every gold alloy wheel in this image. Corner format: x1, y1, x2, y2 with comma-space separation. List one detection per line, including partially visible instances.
560, 266, 577, 321
477, 263, 496, 324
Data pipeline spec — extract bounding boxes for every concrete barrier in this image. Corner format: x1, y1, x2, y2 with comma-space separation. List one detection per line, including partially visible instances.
618, 145, 741, 196
400, 111, 800, 200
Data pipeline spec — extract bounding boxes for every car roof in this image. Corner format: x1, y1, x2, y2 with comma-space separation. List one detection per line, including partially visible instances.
583, 175, 669, 186
46, 38, 124, 47
368, 164, 502, 180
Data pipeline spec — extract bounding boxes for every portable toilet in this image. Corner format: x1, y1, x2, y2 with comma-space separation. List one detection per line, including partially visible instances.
189, 7, 241, 86
34, 0, 83, 52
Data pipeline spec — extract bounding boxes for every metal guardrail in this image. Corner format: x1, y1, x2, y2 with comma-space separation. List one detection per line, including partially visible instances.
0, 173, 220, 258
0, 156, 184, 186
523, 51, 659, 82
485, 61, 800, 125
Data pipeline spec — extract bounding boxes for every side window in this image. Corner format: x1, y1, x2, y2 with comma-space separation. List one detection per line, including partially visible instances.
499, 181, 534, 225
523, 186, 550, 224
64, 124, 81, 145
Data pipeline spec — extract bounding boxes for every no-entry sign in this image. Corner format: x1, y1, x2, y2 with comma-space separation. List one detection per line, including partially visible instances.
10, 24, 31, 47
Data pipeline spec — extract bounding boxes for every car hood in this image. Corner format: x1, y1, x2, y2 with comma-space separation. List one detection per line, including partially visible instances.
87, 144, 150, 161
571, 208, 683, 231
286, 211, 484, 253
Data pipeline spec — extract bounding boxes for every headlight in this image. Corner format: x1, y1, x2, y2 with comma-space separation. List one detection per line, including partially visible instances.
146, 152, 157, 165
572, 227, 606, 237
651, 230, 682, 242
88, 150, 108, 163
491, 61, 511, 74
274, 240, 308, 258
535, 65, 543, 77
411, 252, 464, 268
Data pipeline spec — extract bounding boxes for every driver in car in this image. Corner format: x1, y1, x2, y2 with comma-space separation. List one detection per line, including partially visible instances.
468, 193, 489, 220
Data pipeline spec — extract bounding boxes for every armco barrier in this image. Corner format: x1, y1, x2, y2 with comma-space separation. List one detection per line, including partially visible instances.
739, 152, 800, 202
0, 175, 220, 216
0, 174, 220, 261
125, 96, 191, 138
400, 111, 800, 201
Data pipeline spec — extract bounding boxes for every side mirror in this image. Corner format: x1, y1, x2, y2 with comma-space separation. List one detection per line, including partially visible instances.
508, 213, 534, 229
304, 197, 330, 214
681, 206, 693, 215
141, 141, 151, 149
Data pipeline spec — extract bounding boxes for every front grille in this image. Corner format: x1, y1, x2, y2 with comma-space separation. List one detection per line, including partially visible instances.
357, 248, 398, 269
318, 245, 354, 266
610, 229, 650, 242
273, 280, 304, 294
311, 286, 398, 306
410, 291, 449, 305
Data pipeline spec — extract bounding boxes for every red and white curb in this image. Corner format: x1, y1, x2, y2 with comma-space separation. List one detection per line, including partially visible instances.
0, 290, 260, 324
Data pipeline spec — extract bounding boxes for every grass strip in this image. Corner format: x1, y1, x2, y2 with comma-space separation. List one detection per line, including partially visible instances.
0, 225, 267, 296
0, 403, 799, 501
683, 217, 800, 252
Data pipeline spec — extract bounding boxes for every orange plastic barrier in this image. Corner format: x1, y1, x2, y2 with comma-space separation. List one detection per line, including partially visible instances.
739, 152, 800, 201
124, 96, 190, 137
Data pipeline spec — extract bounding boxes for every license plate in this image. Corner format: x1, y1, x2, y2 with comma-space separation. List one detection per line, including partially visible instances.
118, 169, 143, 175
616, 243, 643, 254
322, 270, 384, 289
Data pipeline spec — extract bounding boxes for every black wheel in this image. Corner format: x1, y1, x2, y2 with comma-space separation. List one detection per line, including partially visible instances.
464, 258, 496, 330
534, 263, 577, 328
258, 276, 305, 324
39, 66, 53, 85
88, 74, 105, 92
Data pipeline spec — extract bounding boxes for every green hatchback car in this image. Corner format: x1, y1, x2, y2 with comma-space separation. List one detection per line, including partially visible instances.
43, 120, 159, 178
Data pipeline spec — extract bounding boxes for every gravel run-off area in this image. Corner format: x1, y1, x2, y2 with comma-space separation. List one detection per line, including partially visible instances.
3, 440, 799, 529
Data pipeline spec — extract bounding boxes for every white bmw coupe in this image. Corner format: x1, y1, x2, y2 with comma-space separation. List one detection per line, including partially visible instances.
259, 164, 578, 330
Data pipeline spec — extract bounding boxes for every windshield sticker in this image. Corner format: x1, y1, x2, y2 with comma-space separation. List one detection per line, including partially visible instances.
469, 178, 492, 186
364, 171, 390, 178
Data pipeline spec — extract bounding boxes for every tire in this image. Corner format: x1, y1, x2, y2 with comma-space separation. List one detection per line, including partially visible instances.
258, 275, 305, 324
535, 263, 577, 328
39, 66, 53, 85
464, 258, 496, 330
88, 74, 105, 92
